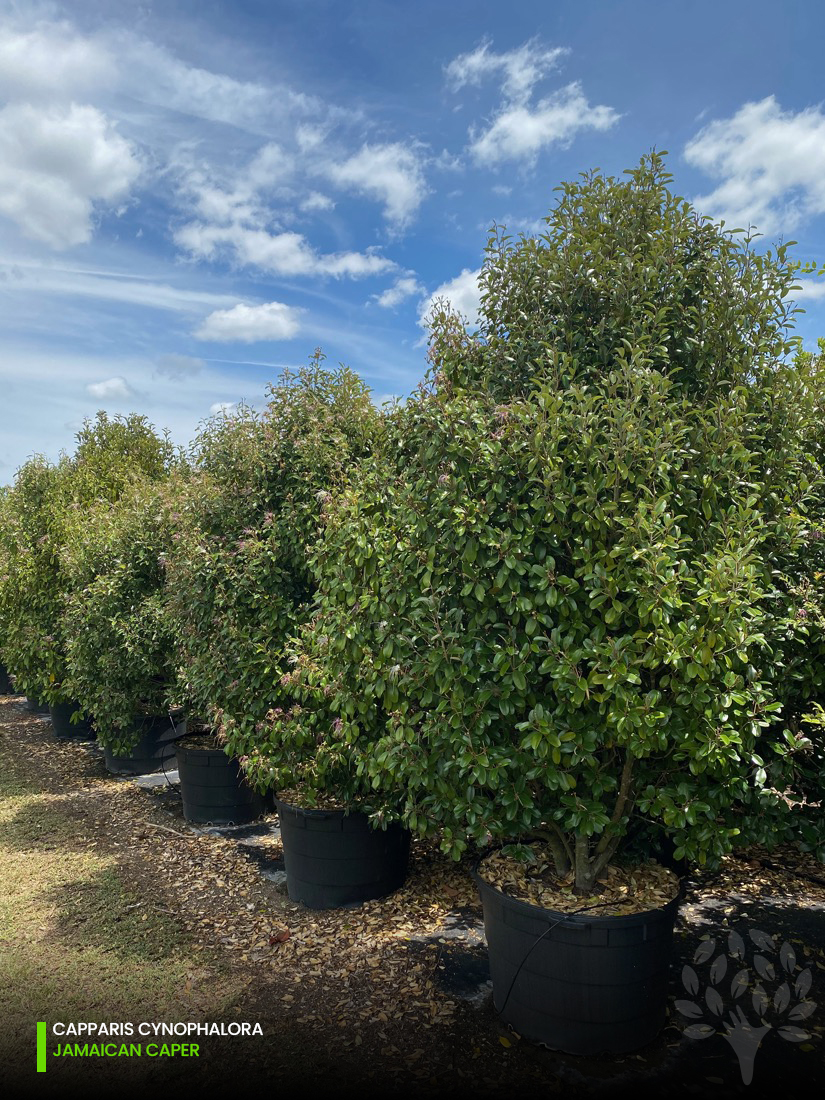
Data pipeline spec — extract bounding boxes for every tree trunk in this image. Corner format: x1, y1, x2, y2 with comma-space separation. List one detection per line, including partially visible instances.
573, 833, 598, 894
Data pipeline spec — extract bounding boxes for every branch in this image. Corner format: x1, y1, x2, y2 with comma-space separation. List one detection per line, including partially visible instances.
592, 830, 627, 880
591, 751, 635, 879
595, 751, 634, 856
142, 821, 191, 839
534, 823, 573, 875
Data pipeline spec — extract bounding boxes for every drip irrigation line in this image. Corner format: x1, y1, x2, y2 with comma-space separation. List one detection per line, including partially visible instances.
159, 710, 187, 790
495, 898, 630, 1020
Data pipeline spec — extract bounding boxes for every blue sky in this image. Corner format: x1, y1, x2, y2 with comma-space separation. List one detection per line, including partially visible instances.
2, 0, 825, 479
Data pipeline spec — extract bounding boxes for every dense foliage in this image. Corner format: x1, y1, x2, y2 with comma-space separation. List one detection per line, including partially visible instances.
755, 339, 825, 857
0, 455, 73, 701
1, 152, 823, 882
0, 413, 175, 709
263, 154, 825, 888
165, 358, 381, 769
62, 473, 184, 753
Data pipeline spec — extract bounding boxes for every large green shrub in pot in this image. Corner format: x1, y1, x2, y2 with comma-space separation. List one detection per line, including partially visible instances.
0, 456, 72, 702
754, 339, 825, 858
0, 413, 176, 709
165, 357, 381, 772
0, 484, 12, 683
270, 154, 821, 888
61, 472, 186, 754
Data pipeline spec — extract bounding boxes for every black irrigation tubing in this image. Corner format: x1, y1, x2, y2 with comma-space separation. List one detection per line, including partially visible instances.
495, 898, 629, 1020
159, 711, 188, 790
160, 751, 178, 790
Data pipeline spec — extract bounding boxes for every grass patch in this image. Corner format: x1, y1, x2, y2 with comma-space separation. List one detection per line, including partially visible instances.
57, 868, 183, 961
0, 726, 244, 1085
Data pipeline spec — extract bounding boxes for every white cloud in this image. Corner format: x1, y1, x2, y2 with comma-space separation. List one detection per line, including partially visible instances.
0, 14, 364, 265
245, 143, 295, 192
0, 103, 141, 248
173, 143, 295, 230
86, 376, 137, 400
419, 268, 482, 329
0, 22, 115, 101
175, 222, 394, 278
685, 97, 825, 235
373, 275, 425, 309
300, 191, 335, 213
434, 149, 462, 173
195, 301, 302, 343
446, 40, 568, 104
210, 401, 237, 416
326, 143, 428, 229
447, 39, 619, 168
470, 82, 619, 167
0, 18, 290, 135
155, 354, 205, 379
295, 124, 327, 151
794, 278, 825, 301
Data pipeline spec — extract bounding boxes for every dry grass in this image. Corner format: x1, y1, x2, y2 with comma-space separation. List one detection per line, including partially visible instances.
0, 724, 244, 1089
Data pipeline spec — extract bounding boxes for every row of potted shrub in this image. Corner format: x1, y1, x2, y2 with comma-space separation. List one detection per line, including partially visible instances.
1, 153, 824, 1055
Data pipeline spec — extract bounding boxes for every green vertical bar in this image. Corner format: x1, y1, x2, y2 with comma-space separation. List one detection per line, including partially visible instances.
37, 1022, 47, 1072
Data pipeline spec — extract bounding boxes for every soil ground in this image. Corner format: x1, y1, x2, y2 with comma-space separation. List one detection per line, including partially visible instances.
1, 695, 823, 1098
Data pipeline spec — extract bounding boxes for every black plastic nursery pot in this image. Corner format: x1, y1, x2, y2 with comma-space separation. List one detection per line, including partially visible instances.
274, 796, 411, 910
176, 738, 266, 824
25, 696, 50, 715
473, 867, 683, 1056
103, 714, 182, 776
49, 700, 95, 741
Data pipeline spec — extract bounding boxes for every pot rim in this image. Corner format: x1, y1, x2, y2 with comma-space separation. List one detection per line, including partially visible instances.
472, 858, 685, 928
176, 731, 224, 751
273, 794, 354, 819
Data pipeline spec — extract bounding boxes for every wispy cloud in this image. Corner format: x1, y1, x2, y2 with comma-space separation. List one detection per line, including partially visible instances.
446, 39, 568, 104
447, 39, 619, 168
300, 191, 335, 213
0, 260, 240, 313
0, 17, 327, 138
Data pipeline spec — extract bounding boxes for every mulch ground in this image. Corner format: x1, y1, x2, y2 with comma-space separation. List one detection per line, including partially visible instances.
1, 695, 823, 1097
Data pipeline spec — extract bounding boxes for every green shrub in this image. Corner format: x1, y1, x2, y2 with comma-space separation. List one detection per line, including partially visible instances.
165, 356, 381, 770
268, 153, 823, 886
0, 413, 175, 708
62, 472, 185, 754
0, 455, 73, 701
755, 339, 825, 858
